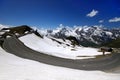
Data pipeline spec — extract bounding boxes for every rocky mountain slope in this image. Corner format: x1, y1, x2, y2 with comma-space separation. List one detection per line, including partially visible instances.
44, 25, 120, 47
0, 24, 120, 47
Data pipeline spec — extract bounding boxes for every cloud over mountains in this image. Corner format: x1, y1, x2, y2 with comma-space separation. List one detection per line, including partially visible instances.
86, 9, 98, 17
109, 17, 120, 22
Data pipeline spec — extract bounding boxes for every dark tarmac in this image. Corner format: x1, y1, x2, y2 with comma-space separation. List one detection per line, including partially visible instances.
2, 36, 120, 71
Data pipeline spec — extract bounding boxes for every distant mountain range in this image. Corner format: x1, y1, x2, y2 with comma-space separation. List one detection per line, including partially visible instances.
40, 26, 120, 47
0, 24, 120, 47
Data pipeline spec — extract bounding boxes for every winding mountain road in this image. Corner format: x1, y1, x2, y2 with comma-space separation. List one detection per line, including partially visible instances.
2, 36, 120, 71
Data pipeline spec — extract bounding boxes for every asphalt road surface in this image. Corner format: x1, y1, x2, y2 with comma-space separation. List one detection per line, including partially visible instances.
2, 36, 120, 71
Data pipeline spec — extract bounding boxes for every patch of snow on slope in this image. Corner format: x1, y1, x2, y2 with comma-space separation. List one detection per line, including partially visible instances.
0, 24, 8, 29
32, 26, 48, 35
0, 24, 9, 35
19, 34, 111, 59
106, 31, 113, 36
83, 26, 91, 32
0, 47, 120, 80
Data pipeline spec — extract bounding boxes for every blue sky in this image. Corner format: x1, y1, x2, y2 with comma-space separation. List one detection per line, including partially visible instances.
0, 0, 120, 29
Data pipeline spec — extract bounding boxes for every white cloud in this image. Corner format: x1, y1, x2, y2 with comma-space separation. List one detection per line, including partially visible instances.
99, 20, 104, 23
86, 9, 98, 17
109, 17, 120, 22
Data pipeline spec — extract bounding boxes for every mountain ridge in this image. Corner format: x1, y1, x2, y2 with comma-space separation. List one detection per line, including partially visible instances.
43, 25, 120, 47
0, 24, 120, 47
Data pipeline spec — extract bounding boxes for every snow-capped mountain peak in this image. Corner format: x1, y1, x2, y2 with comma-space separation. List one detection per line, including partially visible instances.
42, 25, 120, 47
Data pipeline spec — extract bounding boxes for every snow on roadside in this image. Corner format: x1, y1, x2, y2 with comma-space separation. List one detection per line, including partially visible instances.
0, 47, 120, 80
19, 34, 111, 59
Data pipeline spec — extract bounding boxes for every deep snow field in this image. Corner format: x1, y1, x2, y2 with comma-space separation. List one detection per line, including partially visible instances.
19, 33, 111, 59
0, 47, 120, 80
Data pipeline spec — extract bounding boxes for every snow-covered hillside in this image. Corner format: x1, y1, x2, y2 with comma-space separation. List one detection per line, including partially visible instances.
0, 24, 118, 59
19, 33, 110, 59
0, 47, 120, 80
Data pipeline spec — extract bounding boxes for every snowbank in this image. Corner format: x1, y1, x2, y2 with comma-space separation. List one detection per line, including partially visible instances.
19, 34, 111, 59
0, 47, 120, 80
